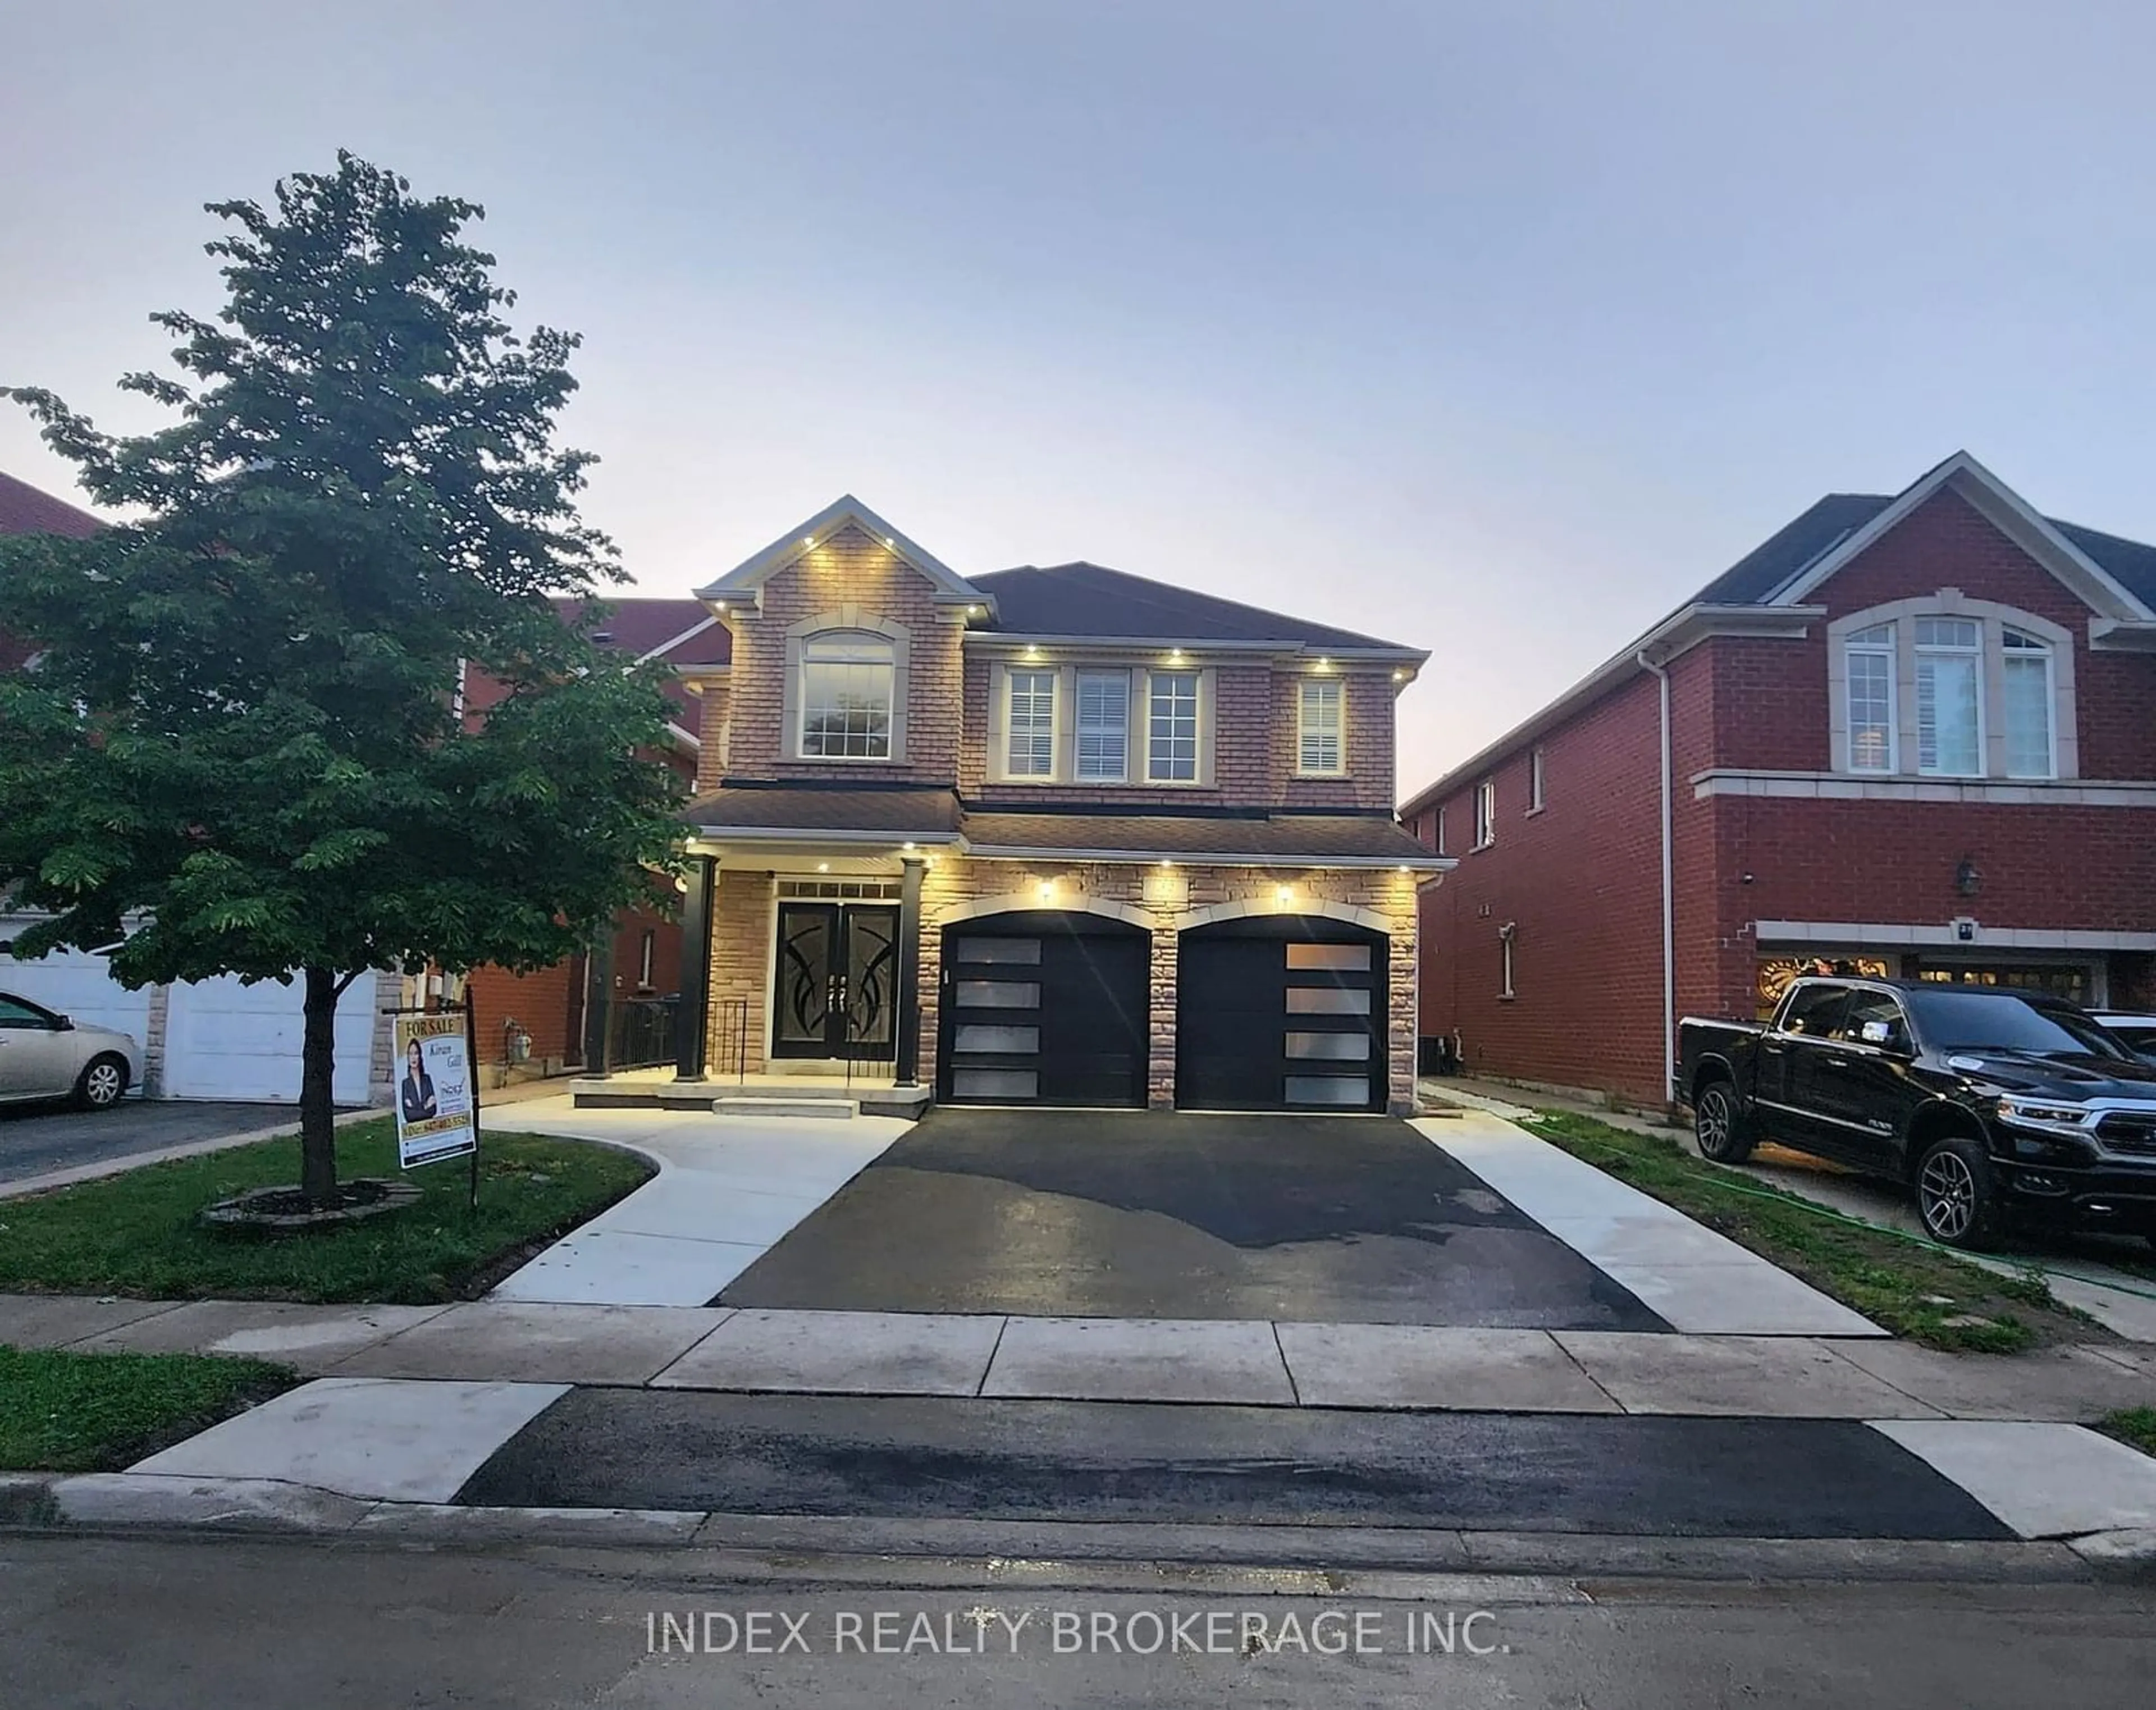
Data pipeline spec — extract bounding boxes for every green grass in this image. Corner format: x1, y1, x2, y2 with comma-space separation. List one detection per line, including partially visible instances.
0, 1118, 654, 1304
1519, 1109, 2098, 1353
0, 1345, 296, 1473
2095, 1407, 2156, 1457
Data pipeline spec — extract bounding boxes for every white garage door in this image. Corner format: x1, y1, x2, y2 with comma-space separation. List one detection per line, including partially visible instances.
0, 931, 153, 1054
163, 972, 379, 1104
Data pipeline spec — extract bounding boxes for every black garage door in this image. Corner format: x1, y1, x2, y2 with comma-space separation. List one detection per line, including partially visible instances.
937, 911, 1149, 1107
1176, 915, 1387, 1112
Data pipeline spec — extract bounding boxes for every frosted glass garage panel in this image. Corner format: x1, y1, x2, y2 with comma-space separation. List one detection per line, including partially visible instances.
952, 1068, 1039, 1100
1285, 1075, 1371, 1105
1285, 944, 1371, 972
956, 981, 1040, 1009
955, 1024, 1040, 1054
1286, 987, 1371, 1015
1286, 1031, 1369, 1060
954, 939, 1042, 964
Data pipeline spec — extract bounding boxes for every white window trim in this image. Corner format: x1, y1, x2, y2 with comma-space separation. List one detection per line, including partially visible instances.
1825, 596, 2077, 782
1499, 927, 1515, 999
1141, 665, 1215, 788
1915, 617, 1985, 779
1844, 625, 1898, 774
1527, 746, 1546, 813
1472, 779, 1496, 850
1433, 805, 1447, 856
1294, 676, 1347, 777
1073, 666, 1132, 784
2000, 629, 2058, 781
782, 610, 911, 764
1002, 665, 1059, 779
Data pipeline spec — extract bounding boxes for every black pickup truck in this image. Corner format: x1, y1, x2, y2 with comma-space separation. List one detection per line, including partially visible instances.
1677, 976, 2156, 1250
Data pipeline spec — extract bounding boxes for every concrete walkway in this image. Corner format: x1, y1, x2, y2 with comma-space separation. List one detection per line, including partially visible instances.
473, 1099, 911, 1306
8, 1294, 2150, 1421
1413, 1111, 1884, 1336
1426, 1078, 2156, 1342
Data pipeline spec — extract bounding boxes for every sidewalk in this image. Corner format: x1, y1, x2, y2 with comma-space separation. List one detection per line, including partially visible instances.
1424, 1076, 2156, 1342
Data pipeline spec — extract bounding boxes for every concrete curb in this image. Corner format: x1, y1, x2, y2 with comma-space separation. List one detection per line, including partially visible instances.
0, 1472, 2106, 1583
0, 1105, 391, 1200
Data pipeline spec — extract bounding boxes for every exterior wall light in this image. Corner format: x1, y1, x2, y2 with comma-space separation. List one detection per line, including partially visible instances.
1275, 885, 1295, 908
1955, 857, 1982, 897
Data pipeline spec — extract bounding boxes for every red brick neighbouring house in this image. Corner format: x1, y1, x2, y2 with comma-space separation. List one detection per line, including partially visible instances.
1403, 452, 2156, 1108
459, 598, 728, 1079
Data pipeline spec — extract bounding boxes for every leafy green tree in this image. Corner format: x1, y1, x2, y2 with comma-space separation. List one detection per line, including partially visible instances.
0, 153, 683, 1204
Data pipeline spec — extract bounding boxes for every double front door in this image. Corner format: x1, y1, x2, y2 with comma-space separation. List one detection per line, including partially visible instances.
772, 903, 900, 1061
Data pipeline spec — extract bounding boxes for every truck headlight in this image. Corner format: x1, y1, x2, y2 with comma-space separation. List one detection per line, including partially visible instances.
1995, 1096, 2090, 1135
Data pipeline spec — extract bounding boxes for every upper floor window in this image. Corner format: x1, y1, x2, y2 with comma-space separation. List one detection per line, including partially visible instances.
1147, 670, 1200, 781
1528, 746, 1546, 810
1433, 806, 1447, 856
1006, 669, 1056, 777
1846, 623, 1896, 771
1075, 669, 1129, 781
1472, 779, 1495, 849
2000, 628, 2054, 779
1833, 600, 2072, 782
1296, 678, 1344, 775
801, 630, 894, 758
1915, 616, 1981, 776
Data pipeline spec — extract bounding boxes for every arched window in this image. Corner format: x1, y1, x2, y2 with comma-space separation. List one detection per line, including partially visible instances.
799, 630, 894, 758
2001, 627, 2054, 779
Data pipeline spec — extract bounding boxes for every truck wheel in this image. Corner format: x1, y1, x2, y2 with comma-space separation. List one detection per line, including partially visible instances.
1693, 1080, 1754, 1163
1915, 1135, 2000, 1250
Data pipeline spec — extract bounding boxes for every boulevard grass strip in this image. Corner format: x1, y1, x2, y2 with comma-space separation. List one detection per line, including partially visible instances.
1520, 1110, 2094, 1354
0, 1345, 296, 1473
0, 1117, 653, 1304
2095, 1407, 2156, 1458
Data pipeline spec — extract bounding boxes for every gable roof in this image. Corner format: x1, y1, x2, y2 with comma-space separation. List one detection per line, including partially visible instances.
0, 471, 102, 539
971, 562, 1423, 656
695, 494, 984, 610
1400, 453, 2156, 818
552, 597, 731, 669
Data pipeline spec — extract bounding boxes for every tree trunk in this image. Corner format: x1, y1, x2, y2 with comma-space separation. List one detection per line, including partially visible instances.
299, 966, 341, 1205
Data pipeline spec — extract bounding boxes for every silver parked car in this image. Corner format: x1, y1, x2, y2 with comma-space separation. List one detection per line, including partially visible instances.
0, 991, 141, 1108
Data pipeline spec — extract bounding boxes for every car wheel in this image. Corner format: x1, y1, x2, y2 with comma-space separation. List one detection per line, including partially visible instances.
75, 1054, 129, 1110
1915, 1133, 2000, 1250
1693, 1079, 1755, 1163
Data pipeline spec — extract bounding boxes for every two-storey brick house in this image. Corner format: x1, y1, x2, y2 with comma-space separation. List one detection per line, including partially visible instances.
1403, 452, 2156, 1107
670, 496, 1445, 1113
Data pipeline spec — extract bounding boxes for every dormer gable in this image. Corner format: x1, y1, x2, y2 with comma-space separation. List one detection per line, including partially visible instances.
694, 494, 991, 617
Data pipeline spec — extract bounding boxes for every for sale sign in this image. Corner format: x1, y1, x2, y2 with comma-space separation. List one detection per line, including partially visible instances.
394, 1013, 478, 1169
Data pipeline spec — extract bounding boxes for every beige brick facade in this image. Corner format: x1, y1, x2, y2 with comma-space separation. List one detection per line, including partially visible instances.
701, 854, 1422, 1113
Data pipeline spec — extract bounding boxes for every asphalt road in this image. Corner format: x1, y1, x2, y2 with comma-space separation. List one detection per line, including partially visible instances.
4, 1535, 2150, 1709
0, 1099, 298, 1185
458, 1391, 2009, 1540
720, 1109, 1667, 1327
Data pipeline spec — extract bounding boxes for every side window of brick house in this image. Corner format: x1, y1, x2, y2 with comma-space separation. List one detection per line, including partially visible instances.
1472, 780, 1495, 849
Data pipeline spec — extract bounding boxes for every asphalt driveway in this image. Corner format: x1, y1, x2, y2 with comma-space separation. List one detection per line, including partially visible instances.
718, 1109, 1668, 1329
0, 1099, 299, 1186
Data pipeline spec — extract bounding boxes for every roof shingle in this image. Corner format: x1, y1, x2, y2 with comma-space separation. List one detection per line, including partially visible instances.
971, 562, 1419, 652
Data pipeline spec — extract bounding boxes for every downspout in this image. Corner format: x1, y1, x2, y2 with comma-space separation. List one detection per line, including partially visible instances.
1637, 648, 1675, 1104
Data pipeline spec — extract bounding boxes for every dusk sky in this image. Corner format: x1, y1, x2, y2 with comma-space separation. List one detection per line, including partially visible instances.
5, 2, 2152, 792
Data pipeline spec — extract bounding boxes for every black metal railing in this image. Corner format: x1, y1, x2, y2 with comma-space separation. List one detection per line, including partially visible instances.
607, 995, 678, 1070
710, 998, 750, 1085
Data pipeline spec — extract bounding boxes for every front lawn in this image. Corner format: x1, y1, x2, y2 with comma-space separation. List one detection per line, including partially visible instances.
0, 1118, 653, 1303
1519, 1109, 2095, 1353
0, 1346, 296, 1472
2095, 1407, 2156, 1458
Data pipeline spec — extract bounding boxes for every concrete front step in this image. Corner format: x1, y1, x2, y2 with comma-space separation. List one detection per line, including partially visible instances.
567, 1078, 931, 1119
711, 1096, 858, 1119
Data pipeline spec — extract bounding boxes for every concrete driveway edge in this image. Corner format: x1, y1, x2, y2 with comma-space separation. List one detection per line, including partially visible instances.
0, 1474, 2101, 1583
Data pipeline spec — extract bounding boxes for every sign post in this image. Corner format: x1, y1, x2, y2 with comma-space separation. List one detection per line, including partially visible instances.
391, 1000, 481, 1204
